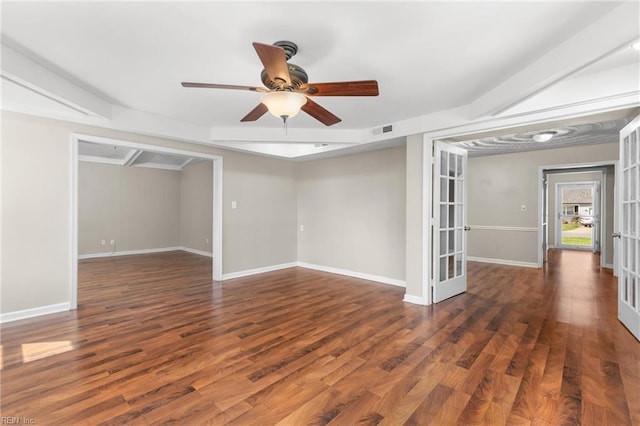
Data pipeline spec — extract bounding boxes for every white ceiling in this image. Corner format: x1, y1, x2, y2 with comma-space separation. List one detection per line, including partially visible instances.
78, 140, 206, 171
453, 116, 634, 157
1, 1, 639, 159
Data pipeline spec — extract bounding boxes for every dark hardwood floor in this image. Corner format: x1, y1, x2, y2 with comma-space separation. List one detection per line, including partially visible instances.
1, 249, 638, 425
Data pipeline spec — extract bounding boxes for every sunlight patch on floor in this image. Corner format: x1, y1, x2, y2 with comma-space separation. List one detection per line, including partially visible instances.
0, 341, 75, 367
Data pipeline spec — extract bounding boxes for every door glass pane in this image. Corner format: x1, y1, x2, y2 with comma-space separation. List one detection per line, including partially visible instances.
456, 179, 463, 203
624, 170, 629, 201
449, 179, 455, 202
624, 136, 630, 167
631, 240, 636, 273
449, 154, 456, 177
631, 166, 637, 201
623, 239, 628, 268
448, 205, 455, 228
456, 204, 463, 227
440, 153, 448, 176
448, 255, 455, 277
440, 177, 447, 202
624, 275, 628, 302
623, 204, 629, 234
637, 167, 640, 200
456, 230, 462, 252
631, 203, 637, 236
440, 231, 447, 255
439, 256, 447, 282
456, 155, 463, 178
455, 253, 463, 277
632, 277, 637, 309
448, 230, 455, 253
440, 204, 447, 228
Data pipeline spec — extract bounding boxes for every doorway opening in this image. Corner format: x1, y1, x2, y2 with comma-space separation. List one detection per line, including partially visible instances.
538, 162, 616, 270
70, 134, 223, 310
556, 182, 598, 250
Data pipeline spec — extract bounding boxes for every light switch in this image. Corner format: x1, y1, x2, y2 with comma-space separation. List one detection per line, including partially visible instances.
231, 201, 237, 209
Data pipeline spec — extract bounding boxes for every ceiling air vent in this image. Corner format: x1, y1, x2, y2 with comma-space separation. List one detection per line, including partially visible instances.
374, 124, 394, 135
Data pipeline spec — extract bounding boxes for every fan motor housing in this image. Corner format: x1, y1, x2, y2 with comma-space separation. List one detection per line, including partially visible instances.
261, 63, 309, 90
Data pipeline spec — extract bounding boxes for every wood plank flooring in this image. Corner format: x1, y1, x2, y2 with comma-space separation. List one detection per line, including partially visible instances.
1, 249, 638, 425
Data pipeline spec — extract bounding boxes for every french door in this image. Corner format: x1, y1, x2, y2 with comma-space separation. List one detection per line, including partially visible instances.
618, 115, 640, 341
432, 141, 468, 303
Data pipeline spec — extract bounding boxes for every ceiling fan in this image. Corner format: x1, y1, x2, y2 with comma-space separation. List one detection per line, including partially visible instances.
181, 41, 379, 127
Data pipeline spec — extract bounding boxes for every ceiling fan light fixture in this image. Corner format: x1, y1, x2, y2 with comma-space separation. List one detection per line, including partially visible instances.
261, 91, 307, 120
532, 131, 558, 142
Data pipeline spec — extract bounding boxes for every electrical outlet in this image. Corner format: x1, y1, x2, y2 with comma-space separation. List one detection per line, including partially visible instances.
231, 201, 237, 209
205, 237, 209, 244
101, 240, 106, 246
520, 205, 526, 211
300, 225, 304, 232
110, 240, 115, 245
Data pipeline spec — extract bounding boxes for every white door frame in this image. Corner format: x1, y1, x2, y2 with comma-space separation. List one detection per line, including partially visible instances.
70, 133, 223, 309
423, 136, 434, 304
537, 160, 616, 268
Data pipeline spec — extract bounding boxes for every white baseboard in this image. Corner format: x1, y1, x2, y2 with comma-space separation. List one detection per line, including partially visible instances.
222, 262, 298, 280
1, 302, 70, 324
297, 262, 406, 287
605, 263, 614, 269
467, 256, 539, 268
403, 294, 429, 305
78, 246, 181, 259
78, 246, 213, 260
179, 246, 213, 258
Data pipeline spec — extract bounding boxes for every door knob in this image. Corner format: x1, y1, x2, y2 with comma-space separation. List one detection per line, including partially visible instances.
612, 232, 621, 238
464, 226, 471, 231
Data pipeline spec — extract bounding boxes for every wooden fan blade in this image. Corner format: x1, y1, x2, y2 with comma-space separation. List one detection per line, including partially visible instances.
302, 80, 379, 96
301, 98, 341, 126
181, 82, 266, 92
252, 42, 291, 86
240, 103, 269, 122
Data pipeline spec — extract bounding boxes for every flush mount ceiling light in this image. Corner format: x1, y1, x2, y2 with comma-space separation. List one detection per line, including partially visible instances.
261, 91, 307, 124
532, 131, 558, 142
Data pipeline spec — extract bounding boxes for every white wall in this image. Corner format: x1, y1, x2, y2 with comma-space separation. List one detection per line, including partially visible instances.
467, 142, 619, 265
224, 153, 297, 272
180, 160, 213, 254
296, 146, 406, 282
78, 162, 181, 255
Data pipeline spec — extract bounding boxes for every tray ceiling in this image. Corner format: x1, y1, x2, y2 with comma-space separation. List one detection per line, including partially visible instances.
78, 141, 206, 171
1, 2, 638, 159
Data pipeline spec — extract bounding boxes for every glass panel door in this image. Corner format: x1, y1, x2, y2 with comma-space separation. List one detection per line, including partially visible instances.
432, 141, 467, 303
618, 116, 640, 341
